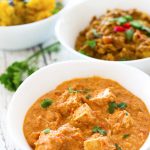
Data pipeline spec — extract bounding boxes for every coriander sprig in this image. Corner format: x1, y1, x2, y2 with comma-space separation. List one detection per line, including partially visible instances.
0, 42, 60, 92
92, 126, 107, 136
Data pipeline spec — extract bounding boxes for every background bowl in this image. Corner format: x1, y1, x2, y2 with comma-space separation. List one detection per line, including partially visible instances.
7, 60, 150, 150
0, 0, 71, 50
56, 0, 150, 74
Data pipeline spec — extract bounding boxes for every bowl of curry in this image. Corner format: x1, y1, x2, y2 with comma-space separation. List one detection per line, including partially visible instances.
0, 0, 70, 50
7, 61, 150, 150
56, 0, 150, 74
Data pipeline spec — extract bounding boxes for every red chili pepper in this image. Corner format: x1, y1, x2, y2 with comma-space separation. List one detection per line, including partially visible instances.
123, 22, 131, 29
114, 26, 126, 32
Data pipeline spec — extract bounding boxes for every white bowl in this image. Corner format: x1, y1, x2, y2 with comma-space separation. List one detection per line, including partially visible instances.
7, 60, 150, 150
0, 0, 71, 50
56, 0, 150, 74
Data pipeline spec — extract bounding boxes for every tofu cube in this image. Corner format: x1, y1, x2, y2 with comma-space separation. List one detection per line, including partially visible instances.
71, 103, 96, 126
57, 93, 82, 115
84, 134, 115, 150
107, 110, 133, 133
90, 88, 116, 106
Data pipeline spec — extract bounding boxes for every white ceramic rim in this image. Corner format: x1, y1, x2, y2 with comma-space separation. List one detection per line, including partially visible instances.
7, 60, 150, 149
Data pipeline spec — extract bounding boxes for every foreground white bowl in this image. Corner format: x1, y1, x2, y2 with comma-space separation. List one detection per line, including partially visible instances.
56, 0, 150, 74
0, 0, 71, 50
7, 60, 150, 149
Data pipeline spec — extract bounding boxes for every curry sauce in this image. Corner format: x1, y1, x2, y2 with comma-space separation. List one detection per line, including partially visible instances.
23, 77, 150, 150
75, 9, 150, 61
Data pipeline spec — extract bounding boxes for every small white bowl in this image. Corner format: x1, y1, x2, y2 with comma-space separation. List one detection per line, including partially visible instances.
7, 60, 150, 150
0, 0, 71, 50
56, 0, 150, 74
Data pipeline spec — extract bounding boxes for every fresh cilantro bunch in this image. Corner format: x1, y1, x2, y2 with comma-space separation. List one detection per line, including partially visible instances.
0, 42, 60, 92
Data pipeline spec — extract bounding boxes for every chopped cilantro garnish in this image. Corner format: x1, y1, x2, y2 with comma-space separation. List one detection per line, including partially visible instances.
117, 102, 127, 109
108, 101, 128, 114
92, 29, 102, 38
115, 143, 122, 150
117, 17, 127, 25
123, 134, 130, 139
79, 50, 90, 56
124, 15, 133, 21
108, 102, 118, 114
68, 87, 79, 93
130, 21, 142, 29
52, 2, 63, 14
125, 29, 134, 41
86, 94, 92, 99
85, 40, 96, 48
141, 26, 150, 36
68, 87, 90, 94
41, 99, 53, 108
43, 128, 50, 134
92, 126, 107, 136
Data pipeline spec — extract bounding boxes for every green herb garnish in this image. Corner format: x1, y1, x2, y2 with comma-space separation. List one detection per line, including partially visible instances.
68, 87, 78, 93
108, 102, 118, 114
125, 29, 134, 41
41, 99, 53, 108
108, 101, 128, 114
124, 15, 133, 21
85, 40, 96, 48
117, 17, 127, 25
79, 50, 90, 56
115, 144, 122, 150
141, 26, 150, 36
92, 29, 102, 38
92, 126, 107, 136
68, 87, 90, 94
130, 21, 142, 29
123, 134, 130, 139
0, 42, 60, 92
86, 94, 92, 99
43, 128, 50, 134
52, 2, 63, 14
117, 102, 127, 109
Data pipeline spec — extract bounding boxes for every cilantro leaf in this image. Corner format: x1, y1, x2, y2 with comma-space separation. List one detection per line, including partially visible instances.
85, 40, 96, 48
0, 42, 60, 92
115, 144, 122, 150
92, 126, 107, 136
52, 2, 63, 14
108, 101, 128, 114
123, 134, 130, 139
41, 99, 53, 108
43, 128, 50, 134
117, 102, 127, 109
108, 101, 118, 114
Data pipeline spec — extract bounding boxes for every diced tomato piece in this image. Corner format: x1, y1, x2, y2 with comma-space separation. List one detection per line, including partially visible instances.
123, 22, 131, 29
114, 26, 126, 32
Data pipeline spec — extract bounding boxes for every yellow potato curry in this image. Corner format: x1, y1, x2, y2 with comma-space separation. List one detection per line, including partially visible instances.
0, 0, 63, 26
23, 77, 150, 150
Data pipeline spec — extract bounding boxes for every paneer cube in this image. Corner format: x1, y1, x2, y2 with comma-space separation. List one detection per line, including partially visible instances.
90, 88, 116, 106
71, 103, 96, 126
35, 124, 83, 150
107, 110, 133, 133
84, 133, 115, 150
56, 92, 83, 116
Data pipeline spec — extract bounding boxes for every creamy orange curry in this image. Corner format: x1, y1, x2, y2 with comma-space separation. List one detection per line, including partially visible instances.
23, 77, 150, 150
